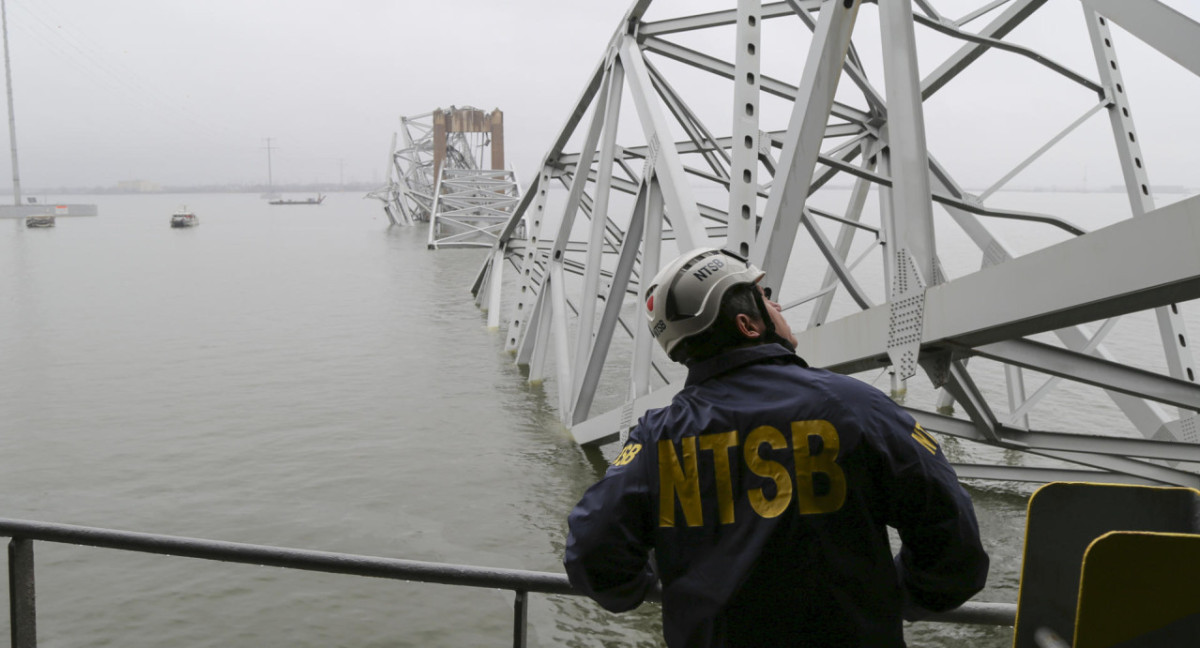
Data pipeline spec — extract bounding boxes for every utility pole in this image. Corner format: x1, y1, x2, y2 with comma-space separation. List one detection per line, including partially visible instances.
2, 0, 22, 205
263, 137, 276, 192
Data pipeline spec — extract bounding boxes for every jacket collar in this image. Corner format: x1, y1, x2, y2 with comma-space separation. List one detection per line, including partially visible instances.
684, 343, 808, 387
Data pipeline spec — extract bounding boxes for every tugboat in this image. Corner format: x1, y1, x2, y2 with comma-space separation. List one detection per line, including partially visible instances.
170, 207, 199, 228
24, 214, 55, 228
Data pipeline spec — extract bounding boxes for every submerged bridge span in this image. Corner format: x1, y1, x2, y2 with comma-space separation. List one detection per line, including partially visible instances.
472, 0, 1200, 489
368, 106, 521, 248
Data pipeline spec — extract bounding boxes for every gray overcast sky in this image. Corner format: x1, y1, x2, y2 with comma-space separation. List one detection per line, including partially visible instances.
1, 0, 1197, 191
2, 0, 621, 189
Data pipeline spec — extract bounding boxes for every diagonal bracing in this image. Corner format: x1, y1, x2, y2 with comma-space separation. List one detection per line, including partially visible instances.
472, 0, 1200, 488
428, 168, 522, 249
369, 107, 505, 228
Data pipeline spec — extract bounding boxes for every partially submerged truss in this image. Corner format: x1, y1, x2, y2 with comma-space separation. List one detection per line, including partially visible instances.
428, 167, 522, 249
472, 0, 1200, 487
368, 107, 517, 244
366, 112, 443, 226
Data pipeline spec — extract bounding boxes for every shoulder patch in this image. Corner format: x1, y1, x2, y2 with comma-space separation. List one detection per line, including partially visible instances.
911, 422, 939, 455
612, 443, 643, 467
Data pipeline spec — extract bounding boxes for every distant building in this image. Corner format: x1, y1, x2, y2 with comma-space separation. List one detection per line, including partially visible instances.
116, 180, 161, 193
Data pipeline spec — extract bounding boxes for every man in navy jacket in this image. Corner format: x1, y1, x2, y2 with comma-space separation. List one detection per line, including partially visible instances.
565, 248, 988, 647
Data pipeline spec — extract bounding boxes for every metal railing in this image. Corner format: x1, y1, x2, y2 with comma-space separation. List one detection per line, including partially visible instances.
1, 518, 1016, 647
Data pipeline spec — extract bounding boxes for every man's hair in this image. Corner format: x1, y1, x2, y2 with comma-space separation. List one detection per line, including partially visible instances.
671, 282, 764, 364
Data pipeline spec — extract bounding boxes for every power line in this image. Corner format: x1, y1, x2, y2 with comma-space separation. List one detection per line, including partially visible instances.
7, 0, 242, 143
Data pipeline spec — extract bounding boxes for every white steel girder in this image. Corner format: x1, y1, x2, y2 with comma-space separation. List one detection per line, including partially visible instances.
372, 108, 519, 250
471, 0, 1200, 487
427, 168, 522, 250
370, 109, 495, 226
364, 132, 406, 226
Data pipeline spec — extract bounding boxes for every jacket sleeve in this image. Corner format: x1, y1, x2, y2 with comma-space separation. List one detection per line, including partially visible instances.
563, 431, 657, 612
859, 387, 989, 615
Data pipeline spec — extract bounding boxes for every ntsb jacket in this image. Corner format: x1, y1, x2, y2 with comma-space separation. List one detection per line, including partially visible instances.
564, 343, 989, 647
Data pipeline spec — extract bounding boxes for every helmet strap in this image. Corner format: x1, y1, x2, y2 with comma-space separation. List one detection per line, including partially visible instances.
752, 287, 797, 353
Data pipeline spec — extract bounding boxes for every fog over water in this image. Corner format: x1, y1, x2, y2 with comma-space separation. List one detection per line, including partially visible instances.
2, 0, 1200, 645
0, 0, 1198, 191
2, 191, 1195, 645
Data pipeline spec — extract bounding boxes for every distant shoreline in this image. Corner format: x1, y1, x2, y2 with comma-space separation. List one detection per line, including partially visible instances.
0, 182, 378, 197
0, 183, 1195, 198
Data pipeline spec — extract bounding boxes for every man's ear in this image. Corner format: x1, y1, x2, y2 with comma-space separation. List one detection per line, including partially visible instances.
735, 312, 763, 339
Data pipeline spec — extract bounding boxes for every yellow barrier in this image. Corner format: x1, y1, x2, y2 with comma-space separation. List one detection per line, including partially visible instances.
1012, 482, 1200, 647
1073, 531, 1200, 648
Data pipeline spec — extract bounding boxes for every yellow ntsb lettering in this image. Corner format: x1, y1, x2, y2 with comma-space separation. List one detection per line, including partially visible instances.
792, 420, 847, 514
657, 421, 848, 528
612, 443, 643, 466
699, 431, 739, 524
744, 425, 792, 519
659, 437, 703, 527
911, 422, 939, 455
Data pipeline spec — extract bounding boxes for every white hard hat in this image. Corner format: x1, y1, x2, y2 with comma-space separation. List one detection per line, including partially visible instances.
644, 248, 765, 359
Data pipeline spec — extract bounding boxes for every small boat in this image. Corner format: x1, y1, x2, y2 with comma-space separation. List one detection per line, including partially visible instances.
269, 194, 325, 205
170, 208, 199, 228
25, 214, 55, 228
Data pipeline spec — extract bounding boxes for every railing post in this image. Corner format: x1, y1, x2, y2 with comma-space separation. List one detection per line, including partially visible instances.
512, 590, 527, 648
8, 538, 36, 648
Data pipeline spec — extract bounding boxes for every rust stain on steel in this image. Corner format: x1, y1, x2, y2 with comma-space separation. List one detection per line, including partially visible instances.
432, 107, 505, 179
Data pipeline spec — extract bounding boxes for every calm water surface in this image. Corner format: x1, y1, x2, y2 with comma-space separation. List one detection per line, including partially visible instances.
0, 191, 1192, 646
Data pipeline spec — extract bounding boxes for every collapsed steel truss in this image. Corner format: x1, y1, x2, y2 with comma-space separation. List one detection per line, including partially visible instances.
472, 0, 1200, 487
428, 167, 522, 249
367, 112, 444, 226
367, 109, 493, 224
369, 108, 521, 248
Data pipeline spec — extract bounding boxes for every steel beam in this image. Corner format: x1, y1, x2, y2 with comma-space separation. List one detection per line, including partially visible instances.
799, 208, 873, 310
1081, 0, 1200, 77
913, 13, 1101, 94
807, 137, 879, 327
1083, 4, 1199, 413
938, 360, 1002, 443
879, 0, 937, 290
753, 0, 860, 289
952, 464, 1162, 486
968, 339, 1200, 412
920, 0, 1048, 99
640, 36, 871, 125
571, 184, 647, 428
571, 58, 627, 413
618, 34, 709, 252
485, 248, 504, 329
640, 1, 817, 36
793, 194, 1200, 374
786, 0, 886, 113
468, 0, 1200, 497
645, 60, 731, 181
631, 177, 665, 402
914, 411, 1200, 487
727, 0, 764, 258
911, 409, 1200, 465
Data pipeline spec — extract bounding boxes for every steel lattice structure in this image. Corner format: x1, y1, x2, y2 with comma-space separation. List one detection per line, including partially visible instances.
368, 107, 521, 248
367, 108, 493, 225
471, 0, 1200, 487
427, 167, 522, 249
367, 112, 439, 226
